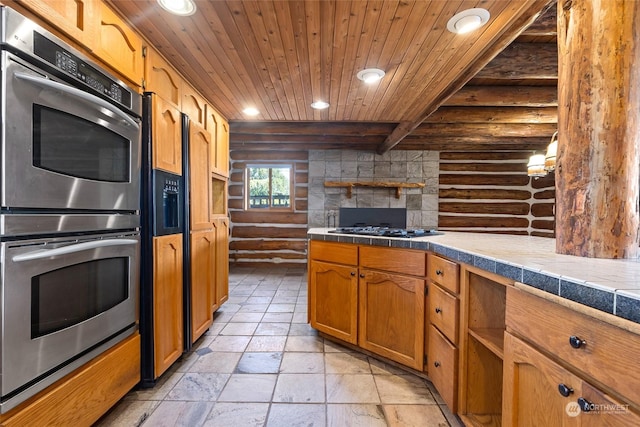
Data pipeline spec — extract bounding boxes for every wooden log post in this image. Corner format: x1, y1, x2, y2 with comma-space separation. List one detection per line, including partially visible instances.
555, 0, 640, 258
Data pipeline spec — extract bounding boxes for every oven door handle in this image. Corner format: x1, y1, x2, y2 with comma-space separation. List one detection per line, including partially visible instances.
13, 72, 139, 129
12, 239, 139, 262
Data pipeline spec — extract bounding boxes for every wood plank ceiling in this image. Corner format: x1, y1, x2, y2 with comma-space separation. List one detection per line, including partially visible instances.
112, 0, 558, 152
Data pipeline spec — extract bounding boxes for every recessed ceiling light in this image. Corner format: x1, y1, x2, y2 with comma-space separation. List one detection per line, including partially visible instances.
311, 101, 330, 110
242, 107, 260, 116
357, 68, 385, 84
157, 0, 196, 16
447, 8, 490, 34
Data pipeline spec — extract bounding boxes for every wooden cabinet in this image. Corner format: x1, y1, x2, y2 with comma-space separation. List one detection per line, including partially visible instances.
0, 334, 140, 427
358, 268, 425, 370
13, 0, 98, 47
458, 267, 508, 426
426, 253, 460, 411
144, 46, 182, 107
183, 84, 207, 127
213, 217, 229, 309
309, 260, 358, 344
151, 93, 182, 175
308, 241, 358, 344
94, 2, 143, 86
503, 332, 640, 426
206, 106, 229, 177
190, 230, 215, 343
152, 234, 183, 378
503, 286, 640, 426
428, 324, 458, 413
188, 121, 212, 231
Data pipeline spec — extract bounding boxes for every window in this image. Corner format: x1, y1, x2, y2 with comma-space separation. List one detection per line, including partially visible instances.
246, 164, 292, 210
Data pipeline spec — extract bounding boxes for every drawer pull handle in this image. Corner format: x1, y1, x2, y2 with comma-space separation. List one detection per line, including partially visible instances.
435, 269, 443, 275
350, 271, 356, 276
577, 397, 593, 412
558, 384, 574, 397
435, 307, 442, 314
569, 335, 586, 349
434, 361, 441, 368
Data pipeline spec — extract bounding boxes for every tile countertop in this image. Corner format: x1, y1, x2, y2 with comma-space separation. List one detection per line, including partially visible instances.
307, 228, 640, 324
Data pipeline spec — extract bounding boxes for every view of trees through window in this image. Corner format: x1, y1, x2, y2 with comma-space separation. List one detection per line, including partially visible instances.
247, 165, 291, 209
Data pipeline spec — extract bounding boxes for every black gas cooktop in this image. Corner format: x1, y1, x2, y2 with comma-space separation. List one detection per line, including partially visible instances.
328, 226, 443, 238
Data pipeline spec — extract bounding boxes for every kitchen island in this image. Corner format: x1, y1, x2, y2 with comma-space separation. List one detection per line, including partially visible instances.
307, 228, 640, 426
308, 228, 640, 323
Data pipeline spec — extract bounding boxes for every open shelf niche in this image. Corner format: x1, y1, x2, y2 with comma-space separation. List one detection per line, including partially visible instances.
324, 181, 425, 199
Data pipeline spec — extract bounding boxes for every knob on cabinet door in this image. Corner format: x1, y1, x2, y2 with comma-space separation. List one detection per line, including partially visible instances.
435, 269, 443, 276
350, 271, 356, 276
359, 273, 365, 278
558, 383, 574, 397
435, 307, 442, 314
434, 361, 441, 368
569, 335, 587, 349
577, 397, 593, 412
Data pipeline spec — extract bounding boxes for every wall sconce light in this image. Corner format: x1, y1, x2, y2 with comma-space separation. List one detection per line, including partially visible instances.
527, 131, 558, 178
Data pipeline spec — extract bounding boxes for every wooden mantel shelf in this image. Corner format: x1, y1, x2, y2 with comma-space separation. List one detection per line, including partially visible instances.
324, 181, 425, 198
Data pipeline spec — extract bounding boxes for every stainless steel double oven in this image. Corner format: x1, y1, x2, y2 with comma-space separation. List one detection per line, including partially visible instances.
0, 7, 141, 412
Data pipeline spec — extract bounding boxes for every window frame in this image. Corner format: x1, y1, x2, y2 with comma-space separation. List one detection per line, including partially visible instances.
244, 163, 294, 211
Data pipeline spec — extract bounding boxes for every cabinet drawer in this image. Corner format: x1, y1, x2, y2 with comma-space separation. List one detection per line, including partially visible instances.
429, 284, 459, 345
506, 286, 640, 408
309, 241, 357, 266
360, 246, 425, 276
427, 254, 459, 294
428, 325, 458, 411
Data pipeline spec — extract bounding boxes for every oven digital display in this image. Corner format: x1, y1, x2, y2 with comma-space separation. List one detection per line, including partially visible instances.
32, 31, 132, 109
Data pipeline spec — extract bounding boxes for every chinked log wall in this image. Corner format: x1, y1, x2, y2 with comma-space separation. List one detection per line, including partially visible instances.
228, 150, 308, 265
439, 151, 555, 237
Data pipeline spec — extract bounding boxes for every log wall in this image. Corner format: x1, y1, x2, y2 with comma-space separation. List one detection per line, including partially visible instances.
438, 151, 555, 237
228, 150, 308, 266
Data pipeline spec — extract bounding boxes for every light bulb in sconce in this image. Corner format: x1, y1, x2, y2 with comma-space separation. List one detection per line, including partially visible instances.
527, 154, 547, 178
545, 131, 558, 171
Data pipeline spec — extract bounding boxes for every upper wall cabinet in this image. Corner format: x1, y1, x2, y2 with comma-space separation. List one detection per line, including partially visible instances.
206, 106, 229, 177
182, 84, 207, 128
14, 0, 99, 47
94, 2, 143, 86
151, 94, 182, 175
144, 46, 182, 108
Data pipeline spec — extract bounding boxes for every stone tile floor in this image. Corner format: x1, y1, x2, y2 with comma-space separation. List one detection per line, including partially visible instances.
96, 265, 461, 427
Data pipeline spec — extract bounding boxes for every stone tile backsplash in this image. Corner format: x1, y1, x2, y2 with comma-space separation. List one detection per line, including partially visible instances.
308, 150, 439, 229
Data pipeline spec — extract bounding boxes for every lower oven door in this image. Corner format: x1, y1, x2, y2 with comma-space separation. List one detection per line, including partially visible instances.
0, 231, 139, 410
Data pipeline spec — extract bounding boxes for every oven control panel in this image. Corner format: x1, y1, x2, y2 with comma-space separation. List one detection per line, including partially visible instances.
33, 33, 132, 108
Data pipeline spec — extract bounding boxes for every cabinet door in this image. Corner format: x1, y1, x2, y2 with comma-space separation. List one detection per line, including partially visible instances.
309, 260, 358, 344
95, 3, 143, 86
144, 46, 182, 107
153, 234, 183, 378
152, 94, 182, 174
358, 270, 425, 369
428, 325, 458, 411
183, 85, 207, 127
503, 332, 582, 427
206, 107, 229, 177
213, 217, 229, 309
15, 0, 98, 46
190, 230, 215, 343
189, 122, 212, 231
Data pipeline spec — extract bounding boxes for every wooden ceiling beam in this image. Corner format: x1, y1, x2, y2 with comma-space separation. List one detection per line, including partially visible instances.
425, 106, 557, 124
475, 43, 557, 80
229, 121, 395, 136
411, 123, 557, 138
445, 86, 557, 107
375, 0, 556, 155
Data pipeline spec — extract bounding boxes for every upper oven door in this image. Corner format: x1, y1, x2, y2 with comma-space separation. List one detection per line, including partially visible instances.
1, 52, 141, 212
0, 231, 139, 398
